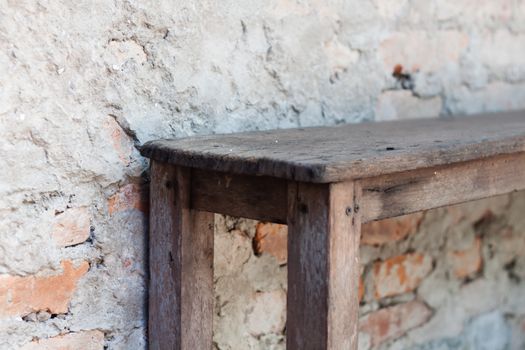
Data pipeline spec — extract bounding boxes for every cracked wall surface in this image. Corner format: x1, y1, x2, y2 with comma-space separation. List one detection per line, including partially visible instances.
1, 0, 524, 349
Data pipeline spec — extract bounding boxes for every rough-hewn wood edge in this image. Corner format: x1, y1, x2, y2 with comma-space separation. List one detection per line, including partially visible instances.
148, 162, 214, 350
141, 141, 328, 183
322, 136, 525, 183
287, 181, 361, 349
149, 162, 180, 349
359, 152, 525, 222
139, 110, 525, 183
140, 137, 525, 183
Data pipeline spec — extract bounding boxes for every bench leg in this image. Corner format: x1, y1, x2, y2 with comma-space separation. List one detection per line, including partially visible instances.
149, 163, 214, 350
287, 181, 362, 350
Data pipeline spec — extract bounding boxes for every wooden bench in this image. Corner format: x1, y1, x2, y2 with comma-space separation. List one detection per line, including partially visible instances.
141, 110, 525, 350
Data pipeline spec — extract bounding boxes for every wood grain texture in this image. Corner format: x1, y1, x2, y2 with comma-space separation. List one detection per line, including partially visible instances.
149, 162, 214, 350
360, 152, 525, 222
287, 181, 361, 350
191, 169, 287, 224
149, 162, 179, 349
187, 153, 525, 224
141, 111, 525, 183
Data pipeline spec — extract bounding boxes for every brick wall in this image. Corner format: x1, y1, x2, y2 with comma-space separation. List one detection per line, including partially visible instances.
1, 0, 525, 349
224, 193, 525, 349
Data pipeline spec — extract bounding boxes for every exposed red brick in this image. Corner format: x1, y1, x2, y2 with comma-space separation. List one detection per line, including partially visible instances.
108, 183, 148, 215
123, 258, 133, 269
373, 253, 433, 299
360, 300, 432, 347
253, 222, 287, 265
359, 276, 365, 302
20, 330, 104, 350
52, 207, 91, 247
362, 213, 424, 245
449, 237, 482, 278
392, 64, 404, 77
0, 260, 89, 317
103, 116, 134, 165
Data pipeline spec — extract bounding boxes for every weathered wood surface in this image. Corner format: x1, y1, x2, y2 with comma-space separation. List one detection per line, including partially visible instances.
191, 169, 287, 224
287, 181, 361, 349
360, 152, 525, 222
186, 152, 525, 224
141, 111, 525, 183
146, 112, 525, 350
149, 162, 214, 350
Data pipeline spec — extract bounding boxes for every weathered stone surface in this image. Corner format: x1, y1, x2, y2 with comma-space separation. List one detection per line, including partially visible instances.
20, 330, 104, 350
379, 31, 468, 73
1, 0, 525, 348
479, 31, 525, 69
360, 301, 433, 347
374, 0, 409, 19
409, 311, 511, 350
52, 208, 91, 247
446, 194, 510, 225
213, 218, 286, 349
449, 82, 525, 115
449, 237, 482, 279
246, 290, 286, 336
375, 91, 442, 121
487, 226, 525, 266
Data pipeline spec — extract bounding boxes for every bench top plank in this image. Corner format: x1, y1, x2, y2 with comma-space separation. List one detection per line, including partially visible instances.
141, 111, 525, 183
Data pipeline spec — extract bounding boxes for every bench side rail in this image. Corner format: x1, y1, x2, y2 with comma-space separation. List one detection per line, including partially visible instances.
190, 152, 525, 223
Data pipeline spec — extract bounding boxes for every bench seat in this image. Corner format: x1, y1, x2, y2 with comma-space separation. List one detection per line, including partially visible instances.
141, 110, 525, 350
